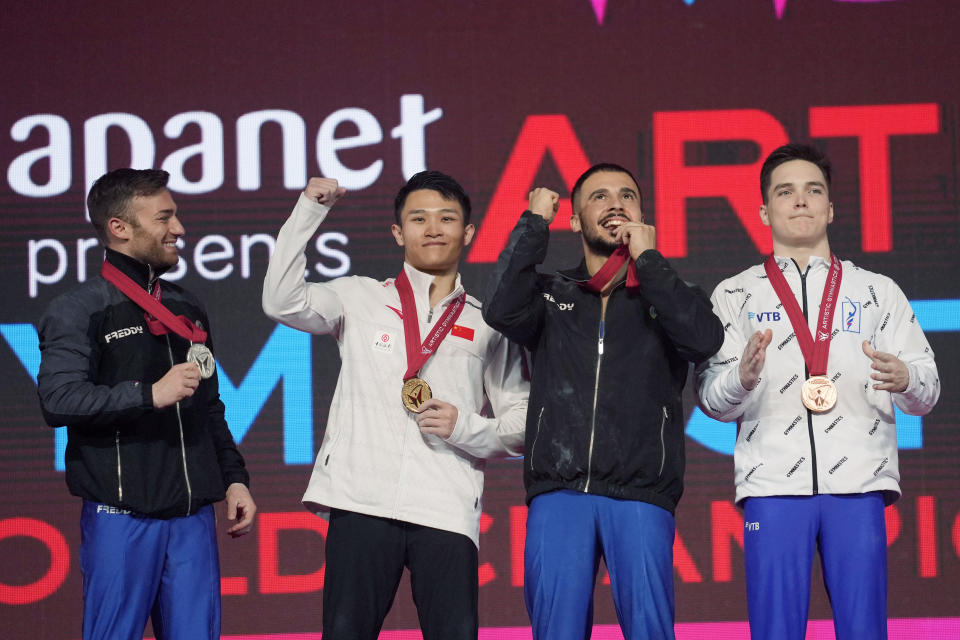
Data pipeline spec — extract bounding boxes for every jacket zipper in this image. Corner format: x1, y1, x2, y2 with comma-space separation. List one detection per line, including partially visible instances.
795, 261, 819, 495
584, 312, 606, 493
115, 431, 123, 501
168, 335, 194, 516
659, 406, 668, 476
528, 407, 545, 471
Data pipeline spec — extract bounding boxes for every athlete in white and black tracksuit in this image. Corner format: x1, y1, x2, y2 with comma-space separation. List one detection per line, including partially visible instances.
696, 144, 940, 640
263, 173, 528, 640
38, 169, 253, 640
483, 165, 724, 640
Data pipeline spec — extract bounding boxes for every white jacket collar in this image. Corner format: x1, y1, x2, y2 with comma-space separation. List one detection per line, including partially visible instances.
401, 262, 465, 311
773, 254, 832, 272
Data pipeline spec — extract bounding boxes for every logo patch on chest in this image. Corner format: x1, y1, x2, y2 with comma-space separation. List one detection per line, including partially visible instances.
372, 329, 395, 353
842, 299, 861, 333
104, 325, 144, 343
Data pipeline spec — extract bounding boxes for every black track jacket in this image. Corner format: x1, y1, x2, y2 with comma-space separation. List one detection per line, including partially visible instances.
37, 249, 248, 519
483, 212, 723, 513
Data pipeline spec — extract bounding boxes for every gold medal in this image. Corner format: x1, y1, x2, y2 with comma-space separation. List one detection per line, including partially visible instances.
801, 375, 837, 413
401, 377, 432, 412
186, 343, 216, 379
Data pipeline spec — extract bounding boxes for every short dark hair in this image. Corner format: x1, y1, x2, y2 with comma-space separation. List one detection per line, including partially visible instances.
393, 170, 471, 224
570, 163, 642, 214
760, 143, 832, 204
87, 168, 170, 244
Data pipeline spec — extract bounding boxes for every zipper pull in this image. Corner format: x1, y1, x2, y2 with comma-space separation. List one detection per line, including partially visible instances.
598, 320, 605, 355
427, 308, 433, 323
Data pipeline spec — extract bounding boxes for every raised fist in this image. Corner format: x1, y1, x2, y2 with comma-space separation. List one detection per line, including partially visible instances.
528, 187, 560, 223
304, 177, 346, 207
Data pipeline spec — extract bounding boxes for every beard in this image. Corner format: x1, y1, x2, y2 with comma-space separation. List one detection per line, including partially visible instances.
130, 228, 179, 270
580, 224, 619, 257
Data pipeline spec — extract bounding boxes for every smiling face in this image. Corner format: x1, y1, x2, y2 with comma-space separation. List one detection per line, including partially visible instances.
110, 189, 184, 269
760, 159, 834, 250
570, 170, 643, 257
391, 189, 475, 275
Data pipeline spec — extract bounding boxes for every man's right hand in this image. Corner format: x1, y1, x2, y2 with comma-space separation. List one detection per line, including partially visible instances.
739, 329, 773, 390
305, 177, 346, 207
152, 362, 202, 409
528, 187, 560, 223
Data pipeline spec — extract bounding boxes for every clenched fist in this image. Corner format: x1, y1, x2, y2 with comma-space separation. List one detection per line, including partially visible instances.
528, 187, 560, 223
305, 177, 346, 207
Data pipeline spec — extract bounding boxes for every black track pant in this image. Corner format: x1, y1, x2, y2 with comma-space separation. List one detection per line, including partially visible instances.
322, 509, 479, 640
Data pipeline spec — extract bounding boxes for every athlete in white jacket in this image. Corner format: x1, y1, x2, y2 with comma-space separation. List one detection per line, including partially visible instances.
696, 144, 939, 640
262, 172, 528, 640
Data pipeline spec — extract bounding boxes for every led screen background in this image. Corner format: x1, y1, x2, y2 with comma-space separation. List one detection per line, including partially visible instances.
1, 1, 959, 638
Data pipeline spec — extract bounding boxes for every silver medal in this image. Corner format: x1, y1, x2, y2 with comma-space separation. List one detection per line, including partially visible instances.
186, 343, 216, 379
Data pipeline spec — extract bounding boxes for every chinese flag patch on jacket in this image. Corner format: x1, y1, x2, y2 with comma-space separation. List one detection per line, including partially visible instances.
451, 324, 475, 341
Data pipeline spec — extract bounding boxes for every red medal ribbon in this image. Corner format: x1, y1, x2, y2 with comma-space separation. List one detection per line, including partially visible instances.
395, 269, 466, 381
763, 254, 842, 376
581, 245, 641, 294
101, 259, 207, 343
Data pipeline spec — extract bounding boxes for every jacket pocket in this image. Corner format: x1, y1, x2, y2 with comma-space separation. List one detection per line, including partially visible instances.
115, 431, 124, 502
658, 406, 668, 478
321, 426, 344, 467
528, 407, 545, 472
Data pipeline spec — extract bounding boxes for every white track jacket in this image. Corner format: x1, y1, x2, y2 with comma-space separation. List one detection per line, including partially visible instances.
263, 194, 528, 546
696, 255, 939, 506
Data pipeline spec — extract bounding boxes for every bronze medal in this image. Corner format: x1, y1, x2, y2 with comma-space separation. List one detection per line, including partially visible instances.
801, 375, 837, 413
186, 343, 216, 379
401, 377, 432, 412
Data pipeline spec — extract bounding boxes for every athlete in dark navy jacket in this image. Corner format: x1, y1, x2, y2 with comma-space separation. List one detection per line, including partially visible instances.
483, 163, 723, 640
37, 168, 255, 640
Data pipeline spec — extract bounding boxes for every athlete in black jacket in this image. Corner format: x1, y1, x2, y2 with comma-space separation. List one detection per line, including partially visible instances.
37, 168, 254, 640
483, 163, 722, 640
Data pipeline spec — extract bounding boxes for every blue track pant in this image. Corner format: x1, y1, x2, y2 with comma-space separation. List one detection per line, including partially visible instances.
524, 489, 676, 640
743, 493, 888, 640
80, 501, 221, 640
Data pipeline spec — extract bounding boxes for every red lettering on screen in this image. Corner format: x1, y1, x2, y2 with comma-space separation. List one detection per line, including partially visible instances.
886, 503, 902, 546
258, 512, 328, 594
674, 532, 704, 583
952, 510, 960, 559
0, 518, 70, 605
710, 500, 744, 582
653, 109, 788, 258
468, 115, 591, 263
509, 505, 527, 587
479, 512, 496, 586
809, 103, 940, 252
916, 495, 938, 578
221, 576, 249, 596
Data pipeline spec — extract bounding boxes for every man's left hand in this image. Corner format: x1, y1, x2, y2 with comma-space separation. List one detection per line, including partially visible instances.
613, 221, 656, 260
415, 398, 459, 439
225, 482, 257, 538
862, 340, 910, 393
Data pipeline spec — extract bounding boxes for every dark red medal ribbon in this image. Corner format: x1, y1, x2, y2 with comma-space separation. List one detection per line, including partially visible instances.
101, 259, 207, 343
581, 245, 641, 294
763, 254, 842, 377
395, 269, 465, 381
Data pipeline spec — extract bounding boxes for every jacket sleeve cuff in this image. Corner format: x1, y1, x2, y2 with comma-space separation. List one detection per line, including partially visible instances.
634, 248, 667, 270
721, 366, 755, 403
140, 380, 154, 409
445, 408, 469, 445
